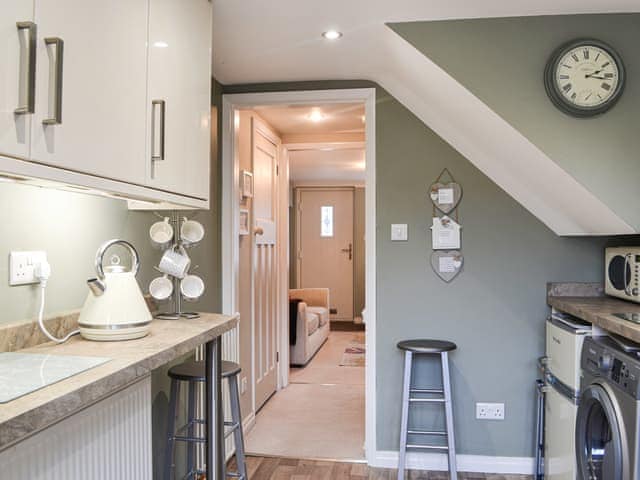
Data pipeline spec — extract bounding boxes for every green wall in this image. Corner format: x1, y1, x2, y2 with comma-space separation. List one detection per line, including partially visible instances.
225, 80, 616, 457
390, 13, 640, 230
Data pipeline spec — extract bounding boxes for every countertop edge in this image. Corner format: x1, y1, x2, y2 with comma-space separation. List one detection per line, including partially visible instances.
0, 313, 238, 452
548, 296, 640, 344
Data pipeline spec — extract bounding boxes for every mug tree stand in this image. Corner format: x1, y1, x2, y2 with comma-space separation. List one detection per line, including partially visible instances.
154, 211, 200, 320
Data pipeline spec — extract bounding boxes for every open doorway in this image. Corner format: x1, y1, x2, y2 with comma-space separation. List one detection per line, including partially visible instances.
221, 89, 376, 464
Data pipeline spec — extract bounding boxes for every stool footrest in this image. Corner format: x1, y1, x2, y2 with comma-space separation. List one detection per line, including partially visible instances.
227, 472, 245, 479
172, 434, 206, 443
407, 444, 449, 451
407, 429, 447, 436
410, 388, 444, 394
409, 397, 445, 403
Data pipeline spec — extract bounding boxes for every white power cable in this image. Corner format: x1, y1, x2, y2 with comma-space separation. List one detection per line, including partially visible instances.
35, 260, 80, 344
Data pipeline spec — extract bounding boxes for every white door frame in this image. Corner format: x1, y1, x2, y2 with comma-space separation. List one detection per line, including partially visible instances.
221, 88, 377, 463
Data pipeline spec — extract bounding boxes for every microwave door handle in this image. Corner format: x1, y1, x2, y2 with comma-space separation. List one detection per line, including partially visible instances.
624, 253, 632, 296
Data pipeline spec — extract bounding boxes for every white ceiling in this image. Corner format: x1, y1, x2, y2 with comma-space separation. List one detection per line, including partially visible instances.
288, 148, 365, 184
254, 103, 364, 135
213, 1, 639, 234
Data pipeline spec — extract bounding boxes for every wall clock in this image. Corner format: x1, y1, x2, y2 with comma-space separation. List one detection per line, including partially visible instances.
544, 39, 625, 117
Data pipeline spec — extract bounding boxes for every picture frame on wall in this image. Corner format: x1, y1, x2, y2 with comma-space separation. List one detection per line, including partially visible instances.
239, 209, 250, 235
241, 170, 253, 198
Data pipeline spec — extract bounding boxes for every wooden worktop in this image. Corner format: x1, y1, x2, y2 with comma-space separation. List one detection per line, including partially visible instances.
0, 313, 238, 451
548, 294, 640, 343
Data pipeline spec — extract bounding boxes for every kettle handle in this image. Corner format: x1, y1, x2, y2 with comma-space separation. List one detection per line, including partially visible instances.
95, 239, 140, 280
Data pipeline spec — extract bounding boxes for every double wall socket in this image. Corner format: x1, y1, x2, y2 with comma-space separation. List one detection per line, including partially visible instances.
9, 251, 47, 286
476, 402, 505, 420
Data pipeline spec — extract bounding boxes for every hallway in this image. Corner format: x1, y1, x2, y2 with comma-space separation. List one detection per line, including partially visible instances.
245, 331, 365, 460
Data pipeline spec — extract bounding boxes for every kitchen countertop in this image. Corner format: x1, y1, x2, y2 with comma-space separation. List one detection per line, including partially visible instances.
0, 313, 238, 452
548, 295, 640, 343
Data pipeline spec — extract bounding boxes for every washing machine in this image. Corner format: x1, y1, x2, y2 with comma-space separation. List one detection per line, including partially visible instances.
576, 335, 640, 480
544, 314, 592, 480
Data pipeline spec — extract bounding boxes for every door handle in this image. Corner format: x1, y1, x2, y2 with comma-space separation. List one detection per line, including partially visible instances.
151, 100, 166, 162
254, 227, 264, 236
42, 37, 64, 125
341, 243, 353, 260
15, 21, 37, 115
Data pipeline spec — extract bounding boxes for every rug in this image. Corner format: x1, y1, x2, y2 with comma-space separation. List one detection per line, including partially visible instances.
339, 343, 365, 367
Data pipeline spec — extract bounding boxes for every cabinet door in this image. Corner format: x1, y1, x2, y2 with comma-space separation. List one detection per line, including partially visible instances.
0, 1, 35, 160
30, 0, 147, 184
146, 0, 211, 200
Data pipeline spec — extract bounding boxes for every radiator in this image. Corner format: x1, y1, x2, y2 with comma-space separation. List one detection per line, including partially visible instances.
195, 324, 240, 470
0, 377, 152, 480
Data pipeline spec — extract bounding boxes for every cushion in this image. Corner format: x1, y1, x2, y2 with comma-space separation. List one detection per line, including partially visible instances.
307, 306, 329, 327
306, 312, 320, 336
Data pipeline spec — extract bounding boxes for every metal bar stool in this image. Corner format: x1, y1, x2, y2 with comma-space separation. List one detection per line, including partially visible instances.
164, 360, 247, 480
397, 339, 457, 480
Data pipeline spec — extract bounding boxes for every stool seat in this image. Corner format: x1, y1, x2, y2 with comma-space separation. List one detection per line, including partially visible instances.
168, 360, 241, 382
397, 339, 457, 353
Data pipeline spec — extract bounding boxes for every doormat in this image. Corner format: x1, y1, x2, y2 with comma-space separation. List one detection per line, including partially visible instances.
339, 343, 365, 367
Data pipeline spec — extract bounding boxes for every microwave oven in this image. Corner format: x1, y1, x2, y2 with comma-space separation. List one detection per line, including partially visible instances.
605, 247, 640, 302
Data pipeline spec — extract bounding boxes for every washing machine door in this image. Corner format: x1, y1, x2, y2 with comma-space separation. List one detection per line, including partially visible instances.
575, 383, 626, 480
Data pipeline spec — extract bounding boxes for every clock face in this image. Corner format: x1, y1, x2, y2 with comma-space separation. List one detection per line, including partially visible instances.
545, 40, 625, 117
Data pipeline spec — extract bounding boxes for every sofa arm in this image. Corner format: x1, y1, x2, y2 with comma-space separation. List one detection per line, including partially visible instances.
289, 288, 330, 309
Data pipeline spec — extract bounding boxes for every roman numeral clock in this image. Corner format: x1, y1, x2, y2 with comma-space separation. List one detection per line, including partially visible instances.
544, 39, 625, 117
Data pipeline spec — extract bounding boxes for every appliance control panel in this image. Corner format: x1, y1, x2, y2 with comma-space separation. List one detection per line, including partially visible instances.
582, 336, 640, 400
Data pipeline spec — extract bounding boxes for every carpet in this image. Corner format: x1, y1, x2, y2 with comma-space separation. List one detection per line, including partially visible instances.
340, 343, 365, 367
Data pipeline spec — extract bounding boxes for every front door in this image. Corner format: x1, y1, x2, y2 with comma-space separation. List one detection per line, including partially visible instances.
297, 188, 354, 321
252, 118, 279, 410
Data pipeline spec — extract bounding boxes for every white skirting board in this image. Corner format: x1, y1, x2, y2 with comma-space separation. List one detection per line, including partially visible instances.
372, 450, 534, 475
0, 377, 152, 480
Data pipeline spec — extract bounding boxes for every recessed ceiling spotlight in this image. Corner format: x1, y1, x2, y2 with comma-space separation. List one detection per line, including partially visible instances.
308, 109, 325, 122
322, 30, 342, 40
153, 41, 169, 48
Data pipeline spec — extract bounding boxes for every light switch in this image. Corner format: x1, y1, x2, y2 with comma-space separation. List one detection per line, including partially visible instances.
391, 224, 408, 241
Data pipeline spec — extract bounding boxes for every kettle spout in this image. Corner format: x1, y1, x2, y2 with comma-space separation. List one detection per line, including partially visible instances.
87, 278, 106, 296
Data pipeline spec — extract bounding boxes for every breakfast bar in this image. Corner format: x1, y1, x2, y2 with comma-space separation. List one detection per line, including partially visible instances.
0, 313, 238, 480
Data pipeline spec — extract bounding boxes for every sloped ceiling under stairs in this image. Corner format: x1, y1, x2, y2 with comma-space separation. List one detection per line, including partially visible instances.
212, 1, 640, 235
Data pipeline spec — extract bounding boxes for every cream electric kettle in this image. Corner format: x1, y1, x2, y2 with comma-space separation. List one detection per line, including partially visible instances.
78, 239, 152, 341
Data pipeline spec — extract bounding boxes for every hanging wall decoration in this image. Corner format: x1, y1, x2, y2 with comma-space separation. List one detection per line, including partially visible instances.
430, 250, 464, 283
429, 168, 464, 282
429, 168, 462, 215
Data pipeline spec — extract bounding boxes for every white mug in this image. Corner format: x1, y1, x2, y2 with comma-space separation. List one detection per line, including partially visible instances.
149, 274, 173, 301
180, 274, 205, 302
158, 247, 191, 279
181, 218, 205, 245
149, 217, 174, 249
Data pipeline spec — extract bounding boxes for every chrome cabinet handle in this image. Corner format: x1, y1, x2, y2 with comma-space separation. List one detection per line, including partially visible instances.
151, 100, 166, 161
42, 37, 64, 125
14, 21, 37, 115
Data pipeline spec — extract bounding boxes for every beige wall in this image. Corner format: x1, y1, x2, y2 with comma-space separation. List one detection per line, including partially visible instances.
353, 186, 365, 318
237, 110, 254, 420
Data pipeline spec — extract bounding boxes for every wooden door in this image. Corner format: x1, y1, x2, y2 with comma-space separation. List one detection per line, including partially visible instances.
30, 0, 147, 184
1, 1, 34, 160
252, 118, 279, 410
146, 0, 211, 199
298, 188, 354, 321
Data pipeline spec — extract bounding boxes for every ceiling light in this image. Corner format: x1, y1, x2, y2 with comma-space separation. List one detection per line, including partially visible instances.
153, 41, 169, 48
322, 30, 342, 40
308, 109, 325, 122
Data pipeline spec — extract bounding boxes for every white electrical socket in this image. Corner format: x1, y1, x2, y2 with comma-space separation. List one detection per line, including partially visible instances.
9, 251, 47, 286
476, 402, 505, 420
241, 377, 247, 395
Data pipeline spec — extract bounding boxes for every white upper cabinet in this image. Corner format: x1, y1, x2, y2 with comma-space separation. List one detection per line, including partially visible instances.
30, 0, 148, 185
145, 0, 212, 200
0, 1, 35, 160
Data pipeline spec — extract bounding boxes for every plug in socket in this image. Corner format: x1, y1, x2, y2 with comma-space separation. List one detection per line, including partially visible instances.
9, 251, 47, 286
